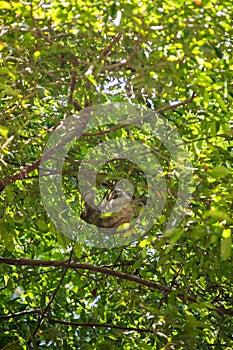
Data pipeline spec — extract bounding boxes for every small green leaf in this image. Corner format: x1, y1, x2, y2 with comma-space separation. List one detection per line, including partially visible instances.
110, 3, 117, 17
4, 234, 15, 252
57, 232, 70, 249
214, 92, 228, 112
214, 47, 223, 59
222, 228, 231, 238
207, 210, 231, 221
0, 125, 8, 138
138, 239, 150, 248
74, 242, 82, 259
221, 235, 231, 261
37, 218, 47, 231
158, 214, 166, 224
208, 166, 230, 179
0, 1, 12, 9
33, 50, 41, 59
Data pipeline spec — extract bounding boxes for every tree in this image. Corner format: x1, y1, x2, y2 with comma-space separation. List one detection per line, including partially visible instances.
0, 0, 232, 348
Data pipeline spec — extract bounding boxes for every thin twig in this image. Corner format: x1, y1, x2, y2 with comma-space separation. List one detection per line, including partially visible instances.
45, 316, 154, 333
0, 309, 42, 320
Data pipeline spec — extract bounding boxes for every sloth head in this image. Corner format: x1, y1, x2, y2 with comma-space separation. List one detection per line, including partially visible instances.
81, 181, 136, 228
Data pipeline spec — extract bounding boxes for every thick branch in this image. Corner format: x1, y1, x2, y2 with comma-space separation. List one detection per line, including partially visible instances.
0, 256, 171, 293
1, 256, 233, 316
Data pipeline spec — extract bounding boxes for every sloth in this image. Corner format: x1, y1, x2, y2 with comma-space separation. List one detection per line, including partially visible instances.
80, 186, 142, 229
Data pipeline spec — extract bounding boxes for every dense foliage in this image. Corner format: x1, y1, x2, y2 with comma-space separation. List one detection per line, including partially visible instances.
0, 0, 232, 348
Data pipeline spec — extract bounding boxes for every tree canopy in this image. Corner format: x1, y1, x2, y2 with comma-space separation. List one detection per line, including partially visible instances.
0, 0, 233, 349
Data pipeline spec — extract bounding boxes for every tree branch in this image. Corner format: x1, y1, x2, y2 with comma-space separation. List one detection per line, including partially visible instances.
0, 309, 42, 320
0, 256, 171, 293
0, 310, 154, 333
1, 256, 233, 316
45, 316, 154, 333
0, 159, 41, 193
156, 91, 196, 113
98, 33, 122, 62
67, 66, 82, 112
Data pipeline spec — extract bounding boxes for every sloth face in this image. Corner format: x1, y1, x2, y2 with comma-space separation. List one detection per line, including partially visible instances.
104, 187, 133, 213
81, 187, 136, 228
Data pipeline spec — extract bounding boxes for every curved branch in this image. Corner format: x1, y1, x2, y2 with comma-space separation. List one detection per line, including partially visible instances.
1, 256, 233, 316
0, 256, 171, 293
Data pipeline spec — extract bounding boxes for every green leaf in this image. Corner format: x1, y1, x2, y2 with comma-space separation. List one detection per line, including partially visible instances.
221, 235, 231, 261
4, 234, 15, 252
206, 210, 231, 222
74, 242, 83, 258
0, 1, 12, 9
213, 92, 228, 112
214, 46, 223, 59
208, 166, 230, 178
0, 126, 8, 138
37, 217, 47, 231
